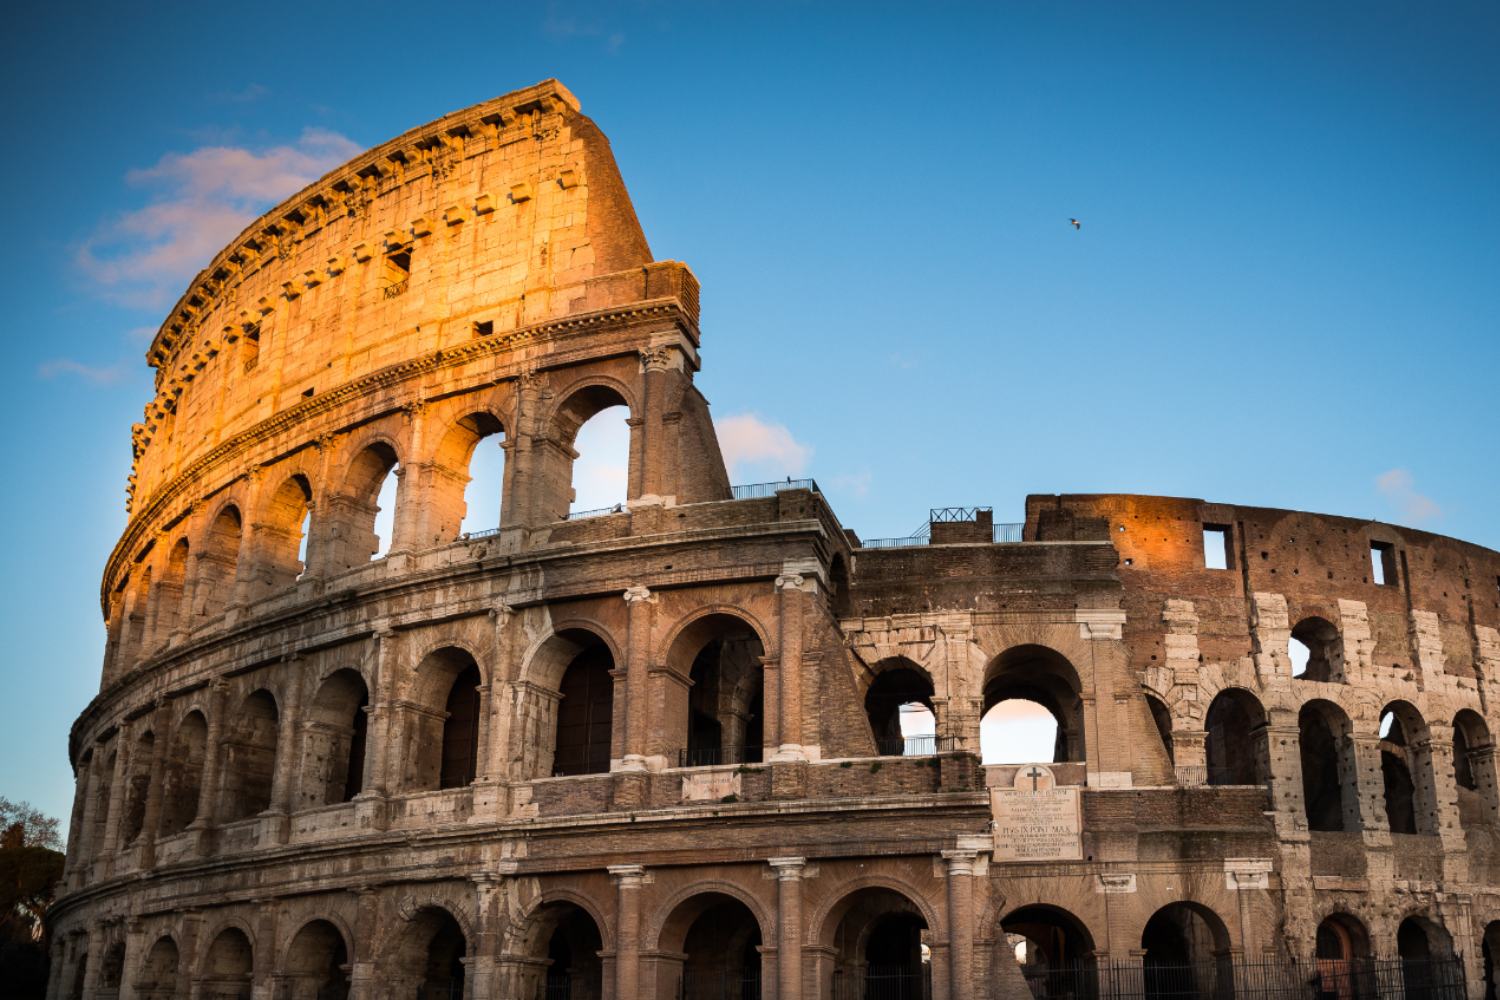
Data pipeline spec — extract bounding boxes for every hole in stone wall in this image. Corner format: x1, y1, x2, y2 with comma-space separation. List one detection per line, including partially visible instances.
1371, 541, 1397, 586
1203, 524, 1231, 570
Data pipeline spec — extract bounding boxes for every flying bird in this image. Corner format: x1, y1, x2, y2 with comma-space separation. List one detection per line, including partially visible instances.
1069, 218, 1081, 230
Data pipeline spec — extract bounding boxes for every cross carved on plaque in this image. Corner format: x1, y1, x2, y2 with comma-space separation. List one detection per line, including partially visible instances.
1026, 766, 1044, 792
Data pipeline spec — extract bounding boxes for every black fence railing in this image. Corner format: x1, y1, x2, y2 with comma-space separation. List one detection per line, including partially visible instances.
833, 966, 934, 1000
874, 734, 965, 757
545, 973, 572, 1000
677, 745, 763, 768
1008, 956, 1466, 1000
679, 968, 761, 999
861, 521, 1024, 548
730, 478, 819, 500
458, 526, 501, 540
564, 503, 626, 520
930, 505, 992, 523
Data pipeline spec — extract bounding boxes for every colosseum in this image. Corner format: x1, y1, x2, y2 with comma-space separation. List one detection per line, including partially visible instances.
46, 79, 1500, 1000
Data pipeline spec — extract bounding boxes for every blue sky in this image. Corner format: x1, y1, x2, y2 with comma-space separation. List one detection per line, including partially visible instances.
2, 1, 1497, 821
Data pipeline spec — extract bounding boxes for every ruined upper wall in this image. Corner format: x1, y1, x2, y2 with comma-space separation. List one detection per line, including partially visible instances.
1027, 493, 1500, 679
130, 79, 658, 511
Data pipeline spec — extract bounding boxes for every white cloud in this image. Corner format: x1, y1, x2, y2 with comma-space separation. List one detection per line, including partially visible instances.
37, 359, 131, 385
1375, 468, 1441, 523
716, 413, 812, 482
77, 128, 361, 309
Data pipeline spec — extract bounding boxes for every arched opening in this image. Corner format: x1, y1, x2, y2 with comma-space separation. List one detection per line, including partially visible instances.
553, 635, 615, 777
69, 947, 88, 1000
137, 935, 180, 1000
199, 927, 253, 1000
404, 648, 483, 791
1140, 902, 1233, 999
829, 555, 852, 619
193, 505, 243, 620
537, 384, 630, 522
1002, 904, 1096, 998
429, 412, 506, 543
981, 645, 1083, 765
1397, 916, 1458, 1000
1204, 689, 1268, 786
253, 475, 312, 595
220, 690, 279, 822
393, 908, 466, 1000
100, 941, 125, 992
660, 892, 763, 999
331, 442, 400, 569
1453, 709, 1497, 829
667, 614, 766, 767
528, 902, 604, 1000
159, 711, 207, 836
283, 919, 349, 1000
152, 538, 191, 644
91, 748, 116, 859
1146, 693, 1175, 767
1299, 700, 1359, 833
121, 568, 152, 669
1290, 617, 1344, 682
1380, 702, 1438, 836
120, 729, 155, 846
1482, 920, 1500, 1000
1313, 913, 1373, 1000
864, 662, 937, 757
824, 886, 930, 1000
301, 669, 370, 807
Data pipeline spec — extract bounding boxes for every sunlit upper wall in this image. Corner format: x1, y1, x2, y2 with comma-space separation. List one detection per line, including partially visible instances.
129, 79, 652, 511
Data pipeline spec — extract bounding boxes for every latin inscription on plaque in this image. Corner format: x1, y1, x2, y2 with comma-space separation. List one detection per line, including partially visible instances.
991, 765, 1082, 862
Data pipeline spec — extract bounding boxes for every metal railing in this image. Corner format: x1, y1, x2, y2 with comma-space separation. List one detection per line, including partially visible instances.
679, 968, 762, 999
564, 503, 626, 520
1006, 956, 1466, 999
994, 521, 1025, 543
678, 745, 763, 768
930, 505, 992, 522
833, 966, 933, 1000
874, 734, 964, 757
459, 526, 501, 540
862, 522, 1024, 549
730, 478, 819, 499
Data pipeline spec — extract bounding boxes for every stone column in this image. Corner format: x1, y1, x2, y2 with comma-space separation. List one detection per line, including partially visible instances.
942, 847, 981, 1000
63, 752, 96, 885
610, 865, 646, 1000
772, 570, 816, 762
189, 681, 228, 852
1262, 718, 1310, 837
80, 924, 104, 1000
137, 701, 171, 868
769, 858, 806, 1000
117, 918, 146, 1000
265, 665, 303, 843
348, 889, 379, 1000
634, 346, 686, 503
361, 628, 398, 797
619, 587, 654, 770
99, 723, 132, 869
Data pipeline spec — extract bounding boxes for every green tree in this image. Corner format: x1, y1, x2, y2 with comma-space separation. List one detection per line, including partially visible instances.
0, 798, 64, 1000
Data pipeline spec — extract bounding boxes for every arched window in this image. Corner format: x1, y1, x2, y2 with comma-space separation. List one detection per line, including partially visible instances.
1380, 702, 1438, 835
1397, 916, 1457, 998
200, 927, 254, 998
403, 648, 485, 792
159, 711, 207, 837
1204, 689, 1268, 786
553, 637, 615, 777
429, 412, 506, 544
1299, 700, 1359, 832
194, 505, 243, 620
150, 539, 191, 646
821, 887, 929, 1000
1140, 902, 1233, 998
301, 669, 370, 807
535, 385, 631, 523
441, 664, 482, 789
864, 661, 937, 756
666, 614, 766, 767
659, 893, 764, 999
1314, 913, 1372, 1000
138, 936, 180, 999
1145, 693, 1175, 767
393, 908, 466, 1000
1002, 905, 1096, 998
220, 690, 279, 821
120, 729, 155, 846
253, 476, 312, 595
981, 645, 1083, 765
1290, 616, 1344, 682
1454, 710, 1499, 829
99, 941, 125, 991
330, 443, 400, 570
91, 748, 115, 862
528, 903, 605, 1000
284, 919, 350, 1000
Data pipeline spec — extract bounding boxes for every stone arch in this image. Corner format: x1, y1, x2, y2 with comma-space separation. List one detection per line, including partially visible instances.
1145, 691, 1175, 767
150, 537, 192, 646
818, 881, 937, 1000
325, 438, 402, 570
981, 644, 1086, 764
1291, 615, 1345, 683
197, 924, 255, 993
281, 917, 351, 1000
1453, 708, 1498, 828
159, 709, 208, 836
536, 378, 636, 522
1380, 700, 1439, 835
862, 657, 938, 757
663, 610, 769, 767
137, 934, 180, 998
385, 903, 470, 1000
1140, 901, 1234, 996
512, 893, 609, 1000
403, 646, 484, 791
193, 501, 244, 620
653, 887, 769, 1000
99, 939, 126, 990
1300, 698, 1361, 832
1314, 912, 1373, 999
428, 408, 508, 545
91, 746, 117, 859
219, 688, 279, 822
809, 874, 945, 948
299, 668, 370, 807
660, 604, 775, 670
1000, 903, 1098, 998
250, 473, 313, 596
1482, 919, 1500, 1000
521, 888, 615, 949
1204, 687, 1269, 786
120, 726, 156, 846
513, 623, 621, 781
648, 878, 775, 949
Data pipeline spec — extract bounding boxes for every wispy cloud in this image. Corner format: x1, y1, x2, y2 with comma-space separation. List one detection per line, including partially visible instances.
38, 359, 131, 385
207, 82, 270, 104
542, 4, 626, 51
77, 128, 361, 309
826, 470, 873, 499
1375, 468, 1441, 523
716, 413, 812, 480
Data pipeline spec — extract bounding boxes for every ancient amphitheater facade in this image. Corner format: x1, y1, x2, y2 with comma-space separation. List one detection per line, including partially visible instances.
48, 80, 1500, 1000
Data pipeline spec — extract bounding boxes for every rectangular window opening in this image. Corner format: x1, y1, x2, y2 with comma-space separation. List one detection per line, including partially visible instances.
472, 320, 493, 337
382, 247, 411, 298
1371, 541, 1397, 586
1203, 524, 1231, 570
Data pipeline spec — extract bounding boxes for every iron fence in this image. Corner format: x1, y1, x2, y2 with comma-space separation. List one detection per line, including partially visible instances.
545, 973, 572, 1000
861, 522, 1024, 548
873, 734, 965, 757
678, 745, 764, 768
678, 968, 761, 999
833, 966, 933, 1000
930, 506, 992, 523
563, 503, 626, 520
1009, 956, 1466, 1000
994, 521, 1026, 543
729, 478, 819, 499
459, 526, 501, 540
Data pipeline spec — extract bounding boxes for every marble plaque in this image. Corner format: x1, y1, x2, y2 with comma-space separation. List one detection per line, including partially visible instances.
991, 765, 1082, 862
